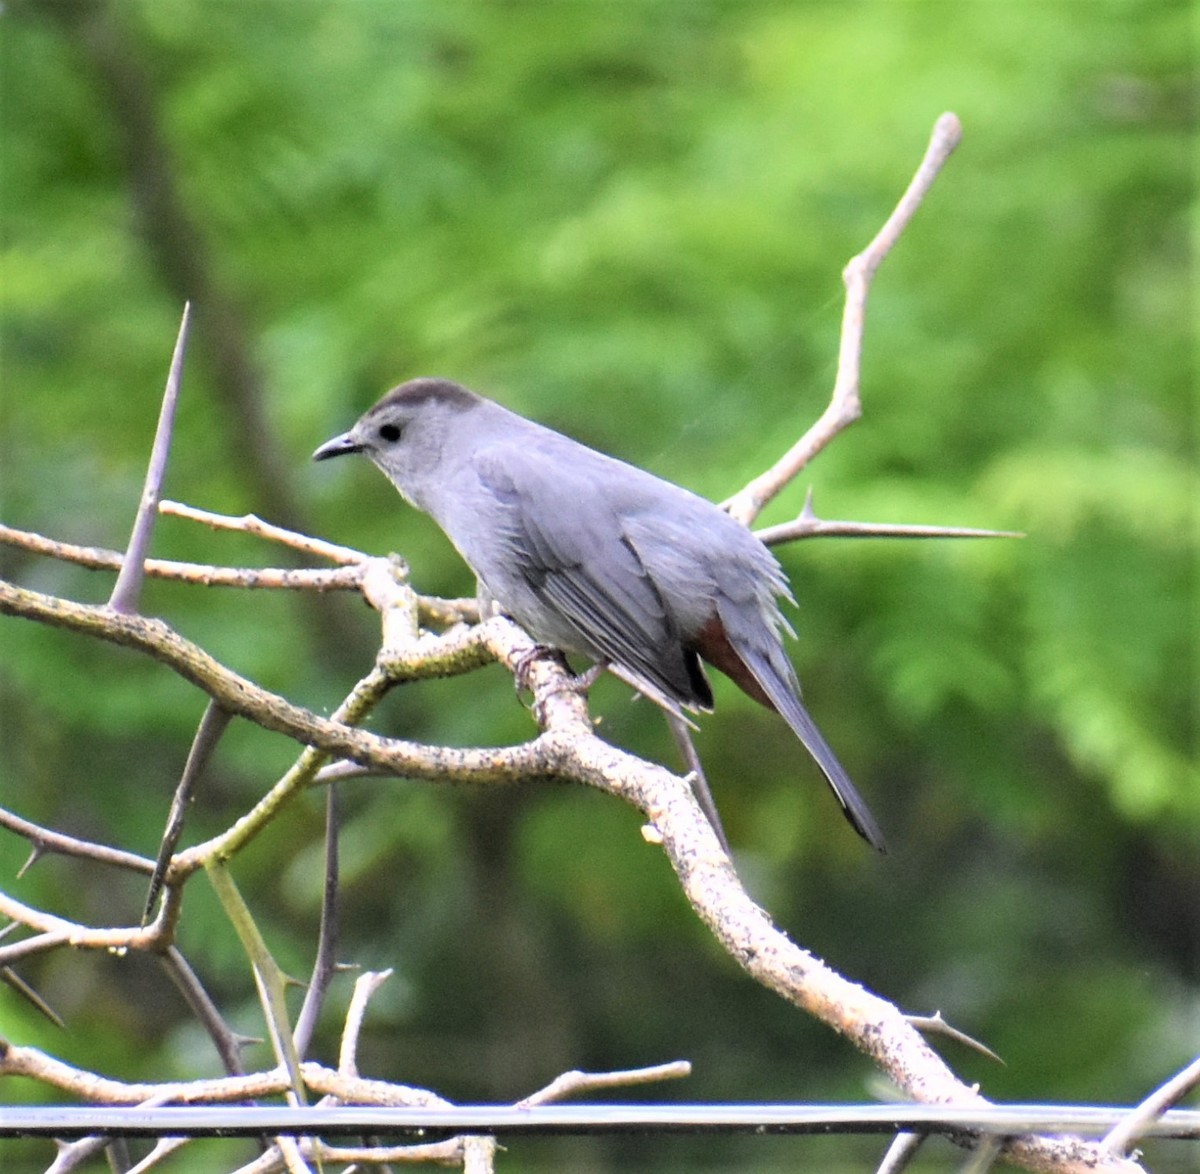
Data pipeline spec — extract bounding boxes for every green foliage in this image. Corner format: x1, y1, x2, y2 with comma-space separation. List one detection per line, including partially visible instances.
1, 1, 1194, 1169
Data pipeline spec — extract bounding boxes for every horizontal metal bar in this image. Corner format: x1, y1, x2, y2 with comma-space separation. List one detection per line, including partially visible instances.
0, 1103, 1197, 1140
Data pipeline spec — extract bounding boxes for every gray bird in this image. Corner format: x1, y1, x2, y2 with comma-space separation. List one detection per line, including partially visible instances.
314, 378, 885, 851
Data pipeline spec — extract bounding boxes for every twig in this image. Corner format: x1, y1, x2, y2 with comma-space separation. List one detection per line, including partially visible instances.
517, 1061, 692, 1108
109, 303, 191, 615
159, 501, 366, 566
877, 1131, 927, 1174
0, 582, 543, 877
664, 710, 730, 853
725, 112, 963, 526
0, 1038, 450, 1108
757, 489, 1023, 547
125, 1137, 191, 1173
232, 1136, 465, 1172
0, 805, 155, 875
0, 892, 164, 954
144, 701, 234, 924
275, 1134, 312, 1174
0, 522, 365, 589
46, 1134, 119, 1174
0, 966, 65, 1028
205, 862, 307, 1106
0, 521, 482, 631
0, 931, 74, 969
1102, 1052, 1200, 1156
47, 1094, 179, 1174
760, 518, 1023, 545
159, 947, 252, 1077
293, 782, 343, 1060
339, 971, 394, 1079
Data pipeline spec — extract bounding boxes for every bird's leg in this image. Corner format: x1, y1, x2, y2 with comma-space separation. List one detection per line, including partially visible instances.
664, 712, 731, 856
570, 661, 608, 692
514, 646, 609, 697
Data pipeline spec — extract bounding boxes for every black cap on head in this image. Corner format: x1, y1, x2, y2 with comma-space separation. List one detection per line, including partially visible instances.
375, 377, 479, 413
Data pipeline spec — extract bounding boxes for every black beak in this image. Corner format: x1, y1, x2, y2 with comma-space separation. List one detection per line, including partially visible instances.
312, 432, 363, 461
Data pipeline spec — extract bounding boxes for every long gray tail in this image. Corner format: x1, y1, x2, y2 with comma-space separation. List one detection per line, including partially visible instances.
745, 648, 887, 852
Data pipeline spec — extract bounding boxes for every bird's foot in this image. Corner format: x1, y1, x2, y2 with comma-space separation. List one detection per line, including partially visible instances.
513, 644, 572, 697
513, 647, 606, 701
570, 661, 607, 692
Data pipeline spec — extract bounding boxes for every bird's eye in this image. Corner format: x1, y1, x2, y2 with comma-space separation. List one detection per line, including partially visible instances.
377, 423, 402, 443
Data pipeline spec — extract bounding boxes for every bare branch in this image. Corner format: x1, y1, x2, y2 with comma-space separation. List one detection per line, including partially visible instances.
48, 1094, 179, 1174
233, 1136, 465, 1171
0, 522, 366, 589
760, 518, 1024, 545
1, 966, 65, 1029
109, 303, 191, 615
339, 971, 393, 1078
877, 1131, 927, 1174
293, 783, 343, 1060
0, 931, 74, 969
756, 490, 1023, 547
0, 556, 1151, 1173
46, 1135, 120, 1174
726, 112, 963, 525
542, 729, 1139, 1173
960, 1136, 1005, 1173
205, 862, 307, 1107
518, 1061, 692, 1108
0, 891, 164, 954
0, 804, 155, 875
125, 1137, 191, 1173
159, 501, 366, 565
0, 582, 548, 876
1102, 1052, 1200, 1157
159, 947, 251, 1077
0, 1037, 449, 1109
144, 701, 234, 924
664, 710, 730, 852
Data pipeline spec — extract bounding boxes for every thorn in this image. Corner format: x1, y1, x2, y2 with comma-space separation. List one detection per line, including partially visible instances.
108, 301, 192, 616
17, 845, 45, 879
907, 1011, 1004, 1065
1, 967, 66, 1029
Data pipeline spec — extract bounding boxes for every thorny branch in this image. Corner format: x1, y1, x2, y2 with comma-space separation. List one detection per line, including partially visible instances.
0, 113, 1162, 1172
725, 112, 963, 527
0, 548, 1149, 1173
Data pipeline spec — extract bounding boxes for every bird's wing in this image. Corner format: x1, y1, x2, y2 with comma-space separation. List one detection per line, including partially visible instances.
474, 447, 706, 708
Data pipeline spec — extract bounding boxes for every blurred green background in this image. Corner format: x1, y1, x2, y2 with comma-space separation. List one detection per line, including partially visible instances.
0, 0, 1195, 1170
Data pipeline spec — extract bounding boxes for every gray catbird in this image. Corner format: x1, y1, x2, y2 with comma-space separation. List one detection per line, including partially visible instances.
314, 378, 885, 851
